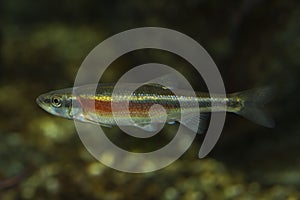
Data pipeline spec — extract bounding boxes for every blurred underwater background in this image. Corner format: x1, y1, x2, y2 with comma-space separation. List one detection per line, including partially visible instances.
0, 0, 300, 199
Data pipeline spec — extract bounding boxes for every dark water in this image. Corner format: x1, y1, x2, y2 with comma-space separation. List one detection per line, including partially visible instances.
1, 0, 300, 199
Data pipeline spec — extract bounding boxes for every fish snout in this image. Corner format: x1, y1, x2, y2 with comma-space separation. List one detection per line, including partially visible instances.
36, 94, 50, 110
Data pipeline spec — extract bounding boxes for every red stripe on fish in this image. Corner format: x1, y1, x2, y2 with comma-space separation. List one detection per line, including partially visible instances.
77, 96, 176, 116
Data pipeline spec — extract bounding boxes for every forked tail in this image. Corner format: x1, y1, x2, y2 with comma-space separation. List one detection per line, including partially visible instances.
231, 87, 275, 128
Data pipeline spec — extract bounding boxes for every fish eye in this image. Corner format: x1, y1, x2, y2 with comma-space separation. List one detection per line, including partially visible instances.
51, 96, 62, 108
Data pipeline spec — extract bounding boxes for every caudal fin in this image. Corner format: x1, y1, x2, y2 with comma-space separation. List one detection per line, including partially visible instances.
232, 87, 275, 128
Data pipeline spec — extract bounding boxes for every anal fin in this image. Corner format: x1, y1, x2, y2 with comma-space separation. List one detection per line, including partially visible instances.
179, 112, 210, 134
135, 123, 161, 132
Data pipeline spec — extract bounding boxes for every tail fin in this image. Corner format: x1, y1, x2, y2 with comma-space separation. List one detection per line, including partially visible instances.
232, 87, 275, 128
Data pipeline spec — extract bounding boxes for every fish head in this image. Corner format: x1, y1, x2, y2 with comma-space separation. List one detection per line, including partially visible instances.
36, 88, 78, 120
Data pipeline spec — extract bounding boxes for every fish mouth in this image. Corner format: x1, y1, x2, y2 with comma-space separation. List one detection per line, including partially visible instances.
36, 96, 43, 108
36, 95, 50, 112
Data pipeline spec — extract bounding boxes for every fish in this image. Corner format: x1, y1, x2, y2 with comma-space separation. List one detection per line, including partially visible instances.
36, 83, 275, 134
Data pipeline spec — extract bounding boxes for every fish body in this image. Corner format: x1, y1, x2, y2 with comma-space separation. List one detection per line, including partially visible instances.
36, 83, 274, 133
